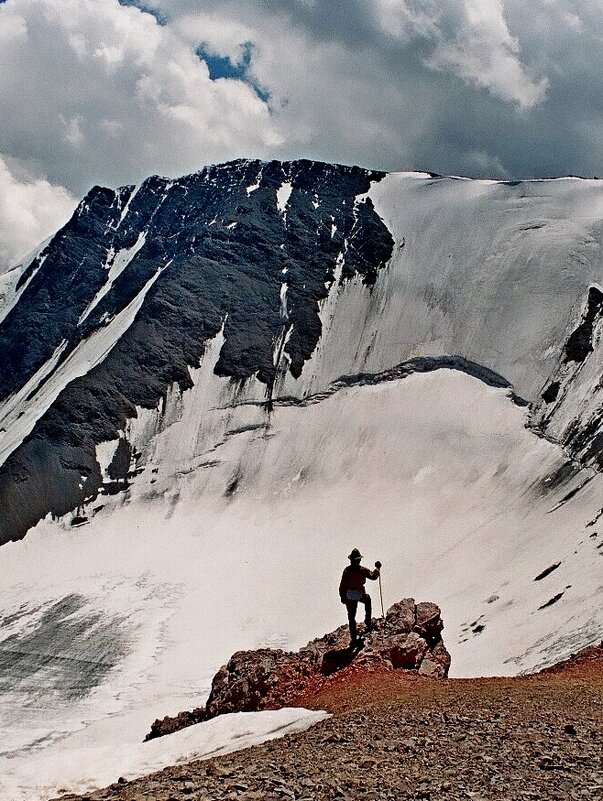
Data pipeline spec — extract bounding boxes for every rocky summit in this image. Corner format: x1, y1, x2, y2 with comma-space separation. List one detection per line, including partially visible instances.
0, 159, 394, 544
145, 598, 450, 741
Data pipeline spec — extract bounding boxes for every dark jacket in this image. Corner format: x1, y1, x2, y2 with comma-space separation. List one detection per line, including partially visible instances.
339, 564, 379, 599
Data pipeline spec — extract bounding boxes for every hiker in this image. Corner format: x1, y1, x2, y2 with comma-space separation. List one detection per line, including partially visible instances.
339, 548, 381, 643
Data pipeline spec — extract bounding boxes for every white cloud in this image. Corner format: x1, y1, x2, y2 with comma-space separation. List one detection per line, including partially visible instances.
463, 149, 511, 178
0, 156, 76, 271
0, 7, 27, 43
427, 0, 548, 108
0, 0, 281, 195
61, 115, 85, 146
374, 0, 441, 41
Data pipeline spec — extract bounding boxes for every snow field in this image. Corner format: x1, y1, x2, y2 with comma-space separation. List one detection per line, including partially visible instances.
1, 369, 601, 800
1, 708, 327, 801
280, 173, 603, 402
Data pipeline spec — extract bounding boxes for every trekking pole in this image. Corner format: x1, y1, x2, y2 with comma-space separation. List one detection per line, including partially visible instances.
376, 561, 385, 644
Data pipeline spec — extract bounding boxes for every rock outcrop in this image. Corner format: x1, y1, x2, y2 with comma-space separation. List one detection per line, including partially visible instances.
145, 598, 450, 741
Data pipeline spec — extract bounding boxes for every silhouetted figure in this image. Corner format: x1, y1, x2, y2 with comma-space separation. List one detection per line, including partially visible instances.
339, 548, 381, 644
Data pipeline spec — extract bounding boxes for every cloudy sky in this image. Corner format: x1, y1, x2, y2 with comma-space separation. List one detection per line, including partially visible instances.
1, 0, 602, 268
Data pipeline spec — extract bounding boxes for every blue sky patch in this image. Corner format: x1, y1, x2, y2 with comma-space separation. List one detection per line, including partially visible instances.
197, 42, 270, 103
117, 0, 167, 25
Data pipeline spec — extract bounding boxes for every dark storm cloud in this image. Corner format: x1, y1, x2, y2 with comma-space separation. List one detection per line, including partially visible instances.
1, 0, 602, 266
157, 0, 602, 178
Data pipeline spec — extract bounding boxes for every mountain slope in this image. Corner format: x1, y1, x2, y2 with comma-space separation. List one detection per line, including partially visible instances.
0, 160, 602, 799
1, 163, 602, 543
0, 160, 393, 542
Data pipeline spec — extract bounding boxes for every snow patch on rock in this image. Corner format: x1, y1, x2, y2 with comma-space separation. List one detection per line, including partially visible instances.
276, 181, 293, 220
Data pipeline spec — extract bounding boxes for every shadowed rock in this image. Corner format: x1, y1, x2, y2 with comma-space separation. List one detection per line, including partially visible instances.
0, 159, 395, 545
384, 631, 429, 669
415, 601, 444, 643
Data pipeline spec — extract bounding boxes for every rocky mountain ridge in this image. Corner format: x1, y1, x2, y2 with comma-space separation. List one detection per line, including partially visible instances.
0, 159, 394, 543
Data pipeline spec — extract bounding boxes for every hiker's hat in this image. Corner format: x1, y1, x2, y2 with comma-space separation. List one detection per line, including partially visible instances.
348, 548, 363, 560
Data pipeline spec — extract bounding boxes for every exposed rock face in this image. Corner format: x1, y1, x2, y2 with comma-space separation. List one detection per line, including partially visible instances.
419, 640, 453, 677
145, 598, 450, 741
383, 631, 429, 669
383, 595, 415, 633
414, 601, 444, 642
0, 159, 394, 544
531, 285, 603, 471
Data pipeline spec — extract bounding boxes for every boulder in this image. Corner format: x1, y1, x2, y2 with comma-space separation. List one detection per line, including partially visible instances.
418, 639, 452, 678
206, 649, 294, 717
382, 632, 429, 669
385, 598, 416, 634
414, 601, 444, 643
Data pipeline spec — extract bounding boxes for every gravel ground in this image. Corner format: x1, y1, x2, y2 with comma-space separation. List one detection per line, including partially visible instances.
55, 662, 603, 801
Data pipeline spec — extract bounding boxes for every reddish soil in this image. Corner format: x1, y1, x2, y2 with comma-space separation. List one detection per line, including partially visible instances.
284, 642, 603, 716
538, 643, 603, 678
56, 644, 603, 801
